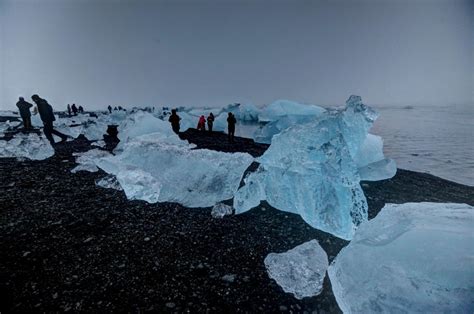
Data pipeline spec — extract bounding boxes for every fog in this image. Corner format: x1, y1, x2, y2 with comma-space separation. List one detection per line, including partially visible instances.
1, 0, 472, 110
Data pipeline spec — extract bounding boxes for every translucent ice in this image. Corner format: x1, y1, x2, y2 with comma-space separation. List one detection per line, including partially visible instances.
234, 96, 376, 240
71, 149, 112, 173
355, 134, 396, 181
258, 99, 325, 123
95, 175, 123, 191
211, 203, 233, 218
96, 134, 254, 207
0, 133, 54, 160
264, 240, 329, 299
328, 202, 474, 313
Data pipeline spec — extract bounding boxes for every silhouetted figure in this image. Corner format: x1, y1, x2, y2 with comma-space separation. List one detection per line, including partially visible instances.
31, 94, 68, 145
118, 106, 123, 111
67, 104, 72, 116
197, 115, 206, 131
78, 105, 84, 113
227, 112, 236, 142
16, 97, 33, 129
104, 124, 120, 151
168, 109, 181, 134
207, 113, 214, 132
114, 106, 118, 111
71, 104, 78, 115
108, 105, 112, 114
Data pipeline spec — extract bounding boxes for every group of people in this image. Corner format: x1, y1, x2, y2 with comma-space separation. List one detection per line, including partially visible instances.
107, 105, 126, 113
16, 95, 69, 145
168, 110, 237, 142
66, 104, 84, 116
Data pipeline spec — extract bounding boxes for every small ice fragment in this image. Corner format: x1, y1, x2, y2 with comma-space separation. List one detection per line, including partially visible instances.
211, 203, 233, 218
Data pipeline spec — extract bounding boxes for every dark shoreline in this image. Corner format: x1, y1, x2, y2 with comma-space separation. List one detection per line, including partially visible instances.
1, 129, 473, 313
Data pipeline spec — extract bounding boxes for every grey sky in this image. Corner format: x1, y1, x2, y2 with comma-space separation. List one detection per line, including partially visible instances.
0, 0, 472, 110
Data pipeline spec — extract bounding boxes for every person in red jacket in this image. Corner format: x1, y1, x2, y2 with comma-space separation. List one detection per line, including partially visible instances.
197, 115, 206, 131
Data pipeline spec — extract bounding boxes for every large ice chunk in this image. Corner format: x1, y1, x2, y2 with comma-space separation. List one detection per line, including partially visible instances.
0, 133, 54, 160
355, 134, 396, 181
253, 100, 325, 143
264, 240, 329, 299
234, 96, 376, 240
96, 134, 254, 207
71, 149, 112, 173
328, 202, 474, 313
258, 99, 325, 123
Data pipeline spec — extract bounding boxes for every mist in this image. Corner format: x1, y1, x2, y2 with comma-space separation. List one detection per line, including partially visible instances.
1, 0, 472, 110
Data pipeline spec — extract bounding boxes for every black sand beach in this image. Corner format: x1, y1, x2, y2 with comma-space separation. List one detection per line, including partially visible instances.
1, 130, 473, 313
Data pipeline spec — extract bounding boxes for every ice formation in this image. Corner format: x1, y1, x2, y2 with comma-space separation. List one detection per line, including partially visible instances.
253, 100, 325, 144
71, 149, 112, 173
0, 133, 54, 160
264, 240, 328, 299
234, 96, 377, 240
258, 100, 325, 123
328, 202, 474, 313
95, 175, 123, 191
96, 134, 254, 207
211, 203, 233, 218
355, 133, 396, 181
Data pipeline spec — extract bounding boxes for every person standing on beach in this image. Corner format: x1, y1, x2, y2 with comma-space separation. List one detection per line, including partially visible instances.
207, 113, 214, 132
16, 97, 33, 129
108, 105, 112, 114
31, 94, 68, 145
227, 112, 236, 142
78, 105, 84, 114
71, 104, 78, 115
197, 115, 206, 131
169, 109, 181, 134
67, 104, 72, 116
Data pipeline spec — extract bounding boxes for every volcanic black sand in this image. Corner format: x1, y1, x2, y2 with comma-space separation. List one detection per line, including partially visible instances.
1, 129, 473, 313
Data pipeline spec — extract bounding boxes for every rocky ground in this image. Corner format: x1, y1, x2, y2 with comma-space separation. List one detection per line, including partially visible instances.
1, 129, 473, 313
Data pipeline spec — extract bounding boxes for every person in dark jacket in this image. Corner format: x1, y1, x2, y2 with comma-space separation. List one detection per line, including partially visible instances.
168, 109, 181, 134
31, 94, 68, 145
78, 105, 84, 114
207, 113, 215, 132
227, 112, 237, 142
108, 105, 112, 114
16, 97, 33, 129
71, 103, 78, 115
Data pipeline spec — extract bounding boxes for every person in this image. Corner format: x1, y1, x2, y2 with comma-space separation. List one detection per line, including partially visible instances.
197, 115, 206, 131
207, 113, 214, 132
227, 112, 236, 142
168, 109, 181, 134
114, 106, 118, 111
108, 105, 112, 114
71, 103, 78, 115
16, 97, 33, 129
78, 105, 84, 113
67, 104, 71, 116
31, 94, 68, 145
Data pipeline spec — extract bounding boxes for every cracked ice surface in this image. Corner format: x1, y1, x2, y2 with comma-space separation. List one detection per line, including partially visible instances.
96, 134, 254, 207
264, 240, 328, 299
0, 133, 54, 160
328, 202, 474, 313
71, 149, 112, 173
234, 96, 377, 240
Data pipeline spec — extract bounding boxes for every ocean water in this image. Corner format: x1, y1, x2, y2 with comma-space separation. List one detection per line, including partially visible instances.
371, 104, 473, 186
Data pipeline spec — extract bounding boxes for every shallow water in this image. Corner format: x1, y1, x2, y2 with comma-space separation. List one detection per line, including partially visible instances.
371, 104, 473, 186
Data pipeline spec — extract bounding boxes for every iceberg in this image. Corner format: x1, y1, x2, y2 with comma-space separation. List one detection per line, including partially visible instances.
234, 96, 377, 240
355, 133, 396, 181
264, 240, 328, 299
253, 100, 325, 143
0, 133, 54, 160
258, 99, 325, 123
211, 203, 233, 218
328, 202, 474, 313
96, 133, 254, 207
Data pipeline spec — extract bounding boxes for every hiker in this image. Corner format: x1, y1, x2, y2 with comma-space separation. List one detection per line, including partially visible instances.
16, 97, 33, 129
227, 112, 236, 142
67, 104, 71, 116
71, 103, 78, 115
78, 105, 84, 113
31, 94, 68, 145
207, 113, 214, 132
168, 109, 181, 134
197, 115, 206, 131
108, 105, 112, 114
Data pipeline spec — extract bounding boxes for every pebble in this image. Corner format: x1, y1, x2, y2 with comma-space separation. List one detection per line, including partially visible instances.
144, 237, 150, 242
165, 302, 176, 308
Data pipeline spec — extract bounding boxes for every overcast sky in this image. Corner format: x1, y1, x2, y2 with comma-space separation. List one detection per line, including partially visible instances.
0, 0, 472, 110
